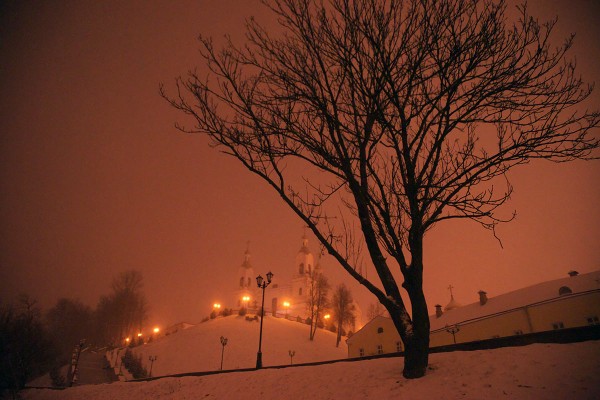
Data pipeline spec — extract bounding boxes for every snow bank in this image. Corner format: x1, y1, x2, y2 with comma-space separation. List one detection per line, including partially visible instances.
22, 341, 600, 400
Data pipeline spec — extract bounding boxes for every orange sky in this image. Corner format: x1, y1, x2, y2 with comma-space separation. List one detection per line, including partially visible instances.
1, 0, 598, 328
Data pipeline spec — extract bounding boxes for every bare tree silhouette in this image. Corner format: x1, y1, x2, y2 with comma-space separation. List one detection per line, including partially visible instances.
162, 0, 599, 378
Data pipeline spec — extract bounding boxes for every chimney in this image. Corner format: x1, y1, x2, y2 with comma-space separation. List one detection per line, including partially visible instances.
568, 270, 579, 277
478, 290, 488, 306
435, 304, 443, 318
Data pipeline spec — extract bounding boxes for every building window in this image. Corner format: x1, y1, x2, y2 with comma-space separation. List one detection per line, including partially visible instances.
298, 288, 302, 296
396, 341, 402, 352
377, 327, 384, 334
299, 263, 304, 274
586, 316, 599, 325
239, 277, 244, 287
359, 348, 364, 357
247, 277, 251, 286
552, 322, 565, 330
558, 286, 572, 296
377, 344, 383, 355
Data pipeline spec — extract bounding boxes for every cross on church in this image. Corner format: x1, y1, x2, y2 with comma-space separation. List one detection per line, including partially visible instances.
448, 285, 455, 298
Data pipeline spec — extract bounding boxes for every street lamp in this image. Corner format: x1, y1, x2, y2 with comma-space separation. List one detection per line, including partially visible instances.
219, 336, 228, 370
445, 324, 460, 344
255, 271, 273, 369
148, 355, 157, 377
324, 313, 331, 327
242, 295, 250, 311
283, 301, 290, 319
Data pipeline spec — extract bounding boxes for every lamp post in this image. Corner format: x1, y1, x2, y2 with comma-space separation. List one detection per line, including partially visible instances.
219, 336, 228, 370
148, 355, 157, 377
283, 301, 290, 319
324, 313, 331, 329
289, 350, 296, 365
445, 324, 460, 344
255, 271, 273, 369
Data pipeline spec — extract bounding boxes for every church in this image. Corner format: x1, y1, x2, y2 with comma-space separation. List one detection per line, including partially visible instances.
229, 235, 324, 320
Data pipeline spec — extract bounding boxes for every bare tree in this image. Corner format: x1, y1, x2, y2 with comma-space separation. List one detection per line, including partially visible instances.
96, 270, 148, 345
331, 284, 356, 347
162, 0, 599, 378
306, 265, 330, 340
367, 302, 387, 320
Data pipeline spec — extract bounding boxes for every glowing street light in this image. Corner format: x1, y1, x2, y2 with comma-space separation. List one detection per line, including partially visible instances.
283, 301, 290, 319
255, 271, 273, 369
153, 327, 160, 334
242, 295, 250, 310
213, 303, 221, 309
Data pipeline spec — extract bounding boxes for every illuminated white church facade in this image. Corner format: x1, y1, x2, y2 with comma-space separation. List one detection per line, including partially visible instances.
231, 235, 322, 319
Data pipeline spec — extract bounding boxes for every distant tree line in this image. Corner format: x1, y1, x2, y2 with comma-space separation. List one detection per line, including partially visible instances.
0, 269, 147, 397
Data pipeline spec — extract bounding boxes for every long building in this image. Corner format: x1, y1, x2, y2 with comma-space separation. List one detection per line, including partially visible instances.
347, 270, 600, 358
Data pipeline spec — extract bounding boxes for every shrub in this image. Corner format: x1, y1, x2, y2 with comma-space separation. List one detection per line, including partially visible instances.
238, 307, 247, 316
121, 349, 148, 379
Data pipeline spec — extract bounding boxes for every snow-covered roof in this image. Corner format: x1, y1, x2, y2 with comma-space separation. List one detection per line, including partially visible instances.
430, 270, 600, 331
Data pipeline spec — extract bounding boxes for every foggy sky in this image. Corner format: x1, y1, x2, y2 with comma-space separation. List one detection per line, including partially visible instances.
1, 0, 598, 329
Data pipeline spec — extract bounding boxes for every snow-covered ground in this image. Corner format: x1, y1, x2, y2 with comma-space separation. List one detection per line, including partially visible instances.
112, 315, 348, 376
23, 340, 600, 399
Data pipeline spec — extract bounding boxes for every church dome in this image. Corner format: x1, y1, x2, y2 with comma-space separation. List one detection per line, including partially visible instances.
241, 247, 252, 269
444, 295, 461, 311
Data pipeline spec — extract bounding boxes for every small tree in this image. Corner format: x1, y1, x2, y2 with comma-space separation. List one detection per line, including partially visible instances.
306, 266, 330, 340
331, 284, 356, 347
162, 0, 599, 378
0, 296, 57, 397
367, 302, 387, 321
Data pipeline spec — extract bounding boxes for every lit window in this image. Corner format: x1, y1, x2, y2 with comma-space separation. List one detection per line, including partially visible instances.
377, 344, 383, 354
377, 327, 384, 334
552, 322, 565, 330
586, 316, 599, 325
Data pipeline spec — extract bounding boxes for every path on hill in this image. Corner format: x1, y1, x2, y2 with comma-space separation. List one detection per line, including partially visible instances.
75, 351, 118, 385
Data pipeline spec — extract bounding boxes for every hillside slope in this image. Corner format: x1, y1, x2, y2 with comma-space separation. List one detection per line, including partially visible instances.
121, 315, 347, 376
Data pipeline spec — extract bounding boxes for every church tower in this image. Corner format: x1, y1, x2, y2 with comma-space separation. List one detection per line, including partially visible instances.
290, 234, 315, 313
234, 243, 256, 308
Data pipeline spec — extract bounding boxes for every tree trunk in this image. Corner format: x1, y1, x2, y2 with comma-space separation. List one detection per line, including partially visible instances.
388, 304, 429, 379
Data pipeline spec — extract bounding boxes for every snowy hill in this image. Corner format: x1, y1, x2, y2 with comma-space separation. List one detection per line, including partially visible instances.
114, 315, 348, 377
23, 341, 600, 400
